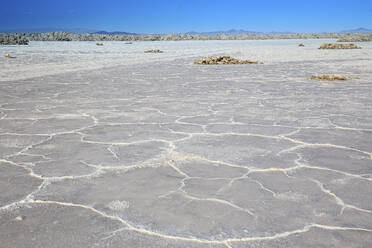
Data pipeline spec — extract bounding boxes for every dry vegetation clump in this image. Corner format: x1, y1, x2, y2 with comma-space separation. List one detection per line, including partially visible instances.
144, 49, 164, 53
96, 43, 103, 46
194, 56, 263, 65
318, 43, 361, 49
0, 35, 29, 45
298, 43, 305, 47
0, 32, 353, 42
337, 37, 372, 42
310, 75, 349, 81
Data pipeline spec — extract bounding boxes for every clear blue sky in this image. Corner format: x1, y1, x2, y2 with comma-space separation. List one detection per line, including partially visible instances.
1, 0, 371, 33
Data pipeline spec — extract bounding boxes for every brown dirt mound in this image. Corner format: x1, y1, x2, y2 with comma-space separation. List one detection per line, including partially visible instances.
310, 75, 348, 81
144, 49, 164, 53
194, 56, 263, 65
318, 43, 361, 49
96, 43, 103, 46
298, 43, 305, 47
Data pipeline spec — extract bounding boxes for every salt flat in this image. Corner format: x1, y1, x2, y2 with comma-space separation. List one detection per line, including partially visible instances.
0, 40, 371, 247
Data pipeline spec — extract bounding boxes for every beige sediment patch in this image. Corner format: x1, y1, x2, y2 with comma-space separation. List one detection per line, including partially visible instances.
194, 56, 263, 65
310, 75, 349, 81
318, 43, 361, 49
144, 49, 164, 53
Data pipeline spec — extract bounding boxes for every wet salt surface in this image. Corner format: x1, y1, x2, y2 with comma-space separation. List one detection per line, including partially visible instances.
0, 40, 371, 247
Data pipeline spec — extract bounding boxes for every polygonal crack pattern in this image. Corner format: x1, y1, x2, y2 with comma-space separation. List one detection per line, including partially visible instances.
0, 57, 371, 247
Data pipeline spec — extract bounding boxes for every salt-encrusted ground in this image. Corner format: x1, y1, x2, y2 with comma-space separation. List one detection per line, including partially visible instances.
0, 40, 371, 248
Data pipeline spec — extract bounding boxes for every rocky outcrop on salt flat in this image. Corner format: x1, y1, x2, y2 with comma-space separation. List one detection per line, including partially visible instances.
310, 75, 349, 81
144, 49, 164, 53
4, 53, 15, 58
318, 43, 361, 49
194, 56, 263, 65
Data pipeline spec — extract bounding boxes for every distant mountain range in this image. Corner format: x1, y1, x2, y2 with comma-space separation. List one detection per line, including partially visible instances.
92, 31, 138, 35
340, 28, 372, 34
186, 29, 295, 35
187, 28, 372, 35
1, 27, 371, 35
0, 28, 138, 35
186, 29, 261, 35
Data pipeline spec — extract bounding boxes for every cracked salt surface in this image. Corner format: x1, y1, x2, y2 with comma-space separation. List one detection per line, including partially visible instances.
0, 40, 372, 247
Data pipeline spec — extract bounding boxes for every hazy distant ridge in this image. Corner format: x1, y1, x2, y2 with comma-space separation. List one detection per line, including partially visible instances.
92, 31, 138, 35
185, 29, 295, 35
340, 28, 372, 34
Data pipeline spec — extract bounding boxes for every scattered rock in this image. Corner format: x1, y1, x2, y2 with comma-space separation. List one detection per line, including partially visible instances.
4, 53, 15, 58
318, 43, 361, 49
310, 75, 349, 81
298, 43, 305, 47
14, 216, 26, 221
96, 43, 103, 46
194, 56, 263, 65
144, 49, 164, 53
